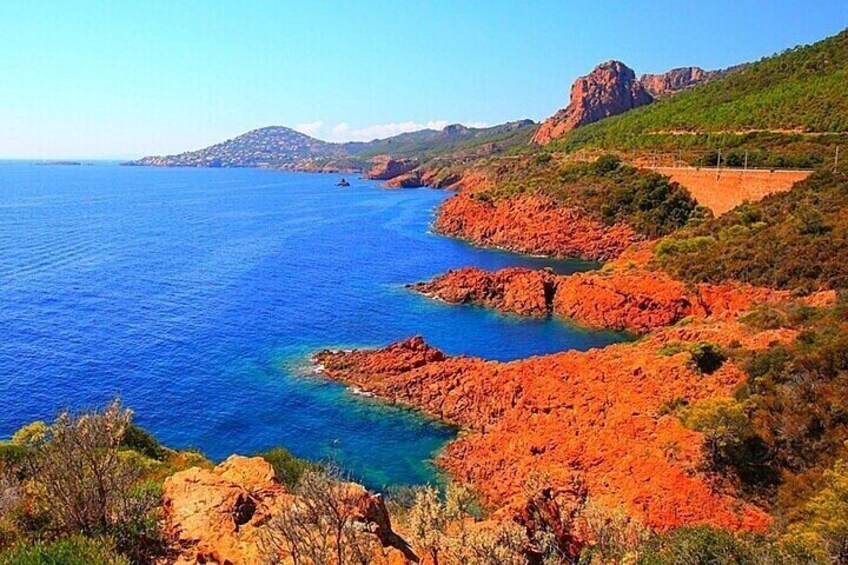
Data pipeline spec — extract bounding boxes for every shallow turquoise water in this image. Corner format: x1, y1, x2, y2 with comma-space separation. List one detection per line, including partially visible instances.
0, 162, 629, 489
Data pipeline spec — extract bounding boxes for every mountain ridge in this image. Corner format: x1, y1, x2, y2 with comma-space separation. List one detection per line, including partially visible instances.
126, 120, 537, 172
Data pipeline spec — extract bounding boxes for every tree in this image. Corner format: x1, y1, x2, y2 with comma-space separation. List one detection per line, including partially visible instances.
682, 398, 752, 470
261, 469, 389, 565
20, 401, 165, 564
784, 459, 848, 563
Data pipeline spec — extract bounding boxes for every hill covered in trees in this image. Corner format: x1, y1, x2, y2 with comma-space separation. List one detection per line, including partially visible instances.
127, 120, 536, 172
555, 29, 848, 167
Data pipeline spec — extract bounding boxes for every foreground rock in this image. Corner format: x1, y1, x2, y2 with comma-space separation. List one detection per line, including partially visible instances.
533, 61, 653, 145
434, 193, 639, 261
162, 456, 413, 564
316, 331, 776, 532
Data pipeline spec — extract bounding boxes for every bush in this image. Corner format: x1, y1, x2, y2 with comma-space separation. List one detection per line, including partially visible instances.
0, 536, 129, 565
689, 342, 727, 374
682, 398, 752, 469
120, 424, 166, 461
255, 447, 314, 489
8, 401, 168, 563
534, 152, 552, 165
592, 154, 621, 175
783, 459, 848, 563
636, 526, 788, 565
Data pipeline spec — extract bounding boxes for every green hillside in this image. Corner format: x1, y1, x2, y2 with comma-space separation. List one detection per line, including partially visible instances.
654, 164, 848, 292
557, 29, 848, 163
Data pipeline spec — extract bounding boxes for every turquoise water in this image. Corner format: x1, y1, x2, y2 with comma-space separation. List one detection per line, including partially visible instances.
0, 162, 629, 489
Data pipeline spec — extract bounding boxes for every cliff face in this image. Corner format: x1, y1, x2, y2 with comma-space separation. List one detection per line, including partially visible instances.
533, 61, 653, 145
434, 193, 640, 261
640, 67, 714, 98
364, 156, 419, 180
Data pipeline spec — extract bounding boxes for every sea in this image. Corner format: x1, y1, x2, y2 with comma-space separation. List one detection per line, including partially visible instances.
0, 162, 630, 489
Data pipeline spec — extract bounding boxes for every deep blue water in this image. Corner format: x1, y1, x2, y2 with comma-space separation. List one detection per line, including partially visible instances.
0, 162, 629, 489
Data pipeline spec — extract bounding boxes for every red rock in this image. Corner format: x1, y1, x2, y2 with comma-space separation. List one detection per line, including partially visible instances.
162, 456, 293, 565
409, 267, 557, 318
533, 61, 653, 145
410, 257, 823, 333
639, 67, 716, 98
163, 456, 416, 565
434, 193, 639, 261
365, 156, 419, 181
316, 332, 775, 533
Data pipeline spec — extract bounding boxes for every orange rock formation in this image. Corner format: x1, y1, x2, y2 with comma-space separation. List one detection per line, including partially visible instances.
318, 254, 837, 534
162, 456, 413, 565
410, 263, 799, 333
316, 327, 776, 532
434, 193, 640, 261
533, 61, 653, 145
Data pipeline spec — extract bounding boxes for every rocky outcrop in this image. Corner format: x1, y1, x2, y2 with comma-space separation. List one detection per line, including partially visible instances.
533, 61, 653, 145
316, 330, 778, 532
162, 456, 413, 565
639, 67, 715, 98
434, 193, 639, 261
409, 267, 557, 318
365, 156, 419, 181
162, 456, 293, 565
408, 258, 821, 333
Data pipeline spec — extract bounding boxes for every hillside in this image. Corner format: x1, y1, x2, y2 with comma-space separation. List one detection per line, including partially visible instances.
655, 164, 848, 292
127, 120, 537, 172
557, 29, 848, 162
128, 126, 345, 170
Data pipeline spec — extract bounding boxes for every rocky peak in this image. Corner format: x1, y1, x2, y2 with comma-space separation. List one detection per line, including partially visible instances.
533, 60, 653, 144
441, 123, 470, 137
640, 66, 715, 98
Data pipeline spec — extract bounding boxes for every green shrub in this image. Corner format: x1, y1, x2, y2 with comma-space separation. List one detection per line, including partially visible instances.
534, 152, 552, 165
9, 423, 48, 449
689, 342, 727, 374
654, 236, 717, 257
0, 536, 128, 565
783, 459, 848, 563
255, 447, 314, 489
120, 424, 166, 461
657, 342, 685, 357
0, 445, 27, 469
591, 154, 621, 175
637, 526, 789, 565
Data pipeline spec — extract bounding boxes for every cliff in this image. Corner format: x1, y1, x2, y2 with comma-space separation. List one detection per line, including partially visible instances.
533, 61, 653, 145
639, 66, 717, 98
434, 193, 640, 261
364, 156, 419, 180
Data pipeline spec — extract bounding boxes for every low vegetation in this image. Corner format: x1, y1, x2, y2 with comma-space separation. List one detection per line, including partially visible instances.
655, 164, 848, 291
477, 154, 700, 238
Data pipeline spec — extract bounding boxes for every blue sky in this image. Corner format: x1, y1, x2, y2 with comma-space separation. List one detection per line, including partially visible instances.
1, 1, 845, 158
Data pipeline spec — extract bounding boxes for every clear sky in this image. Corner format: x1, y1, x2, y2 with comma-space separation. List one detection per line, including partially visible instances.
1, 1, 846, 158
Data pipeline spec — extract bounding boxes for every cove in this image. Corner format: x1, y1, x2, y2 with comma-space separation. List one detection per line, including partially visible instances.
0, 162, 631, 490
